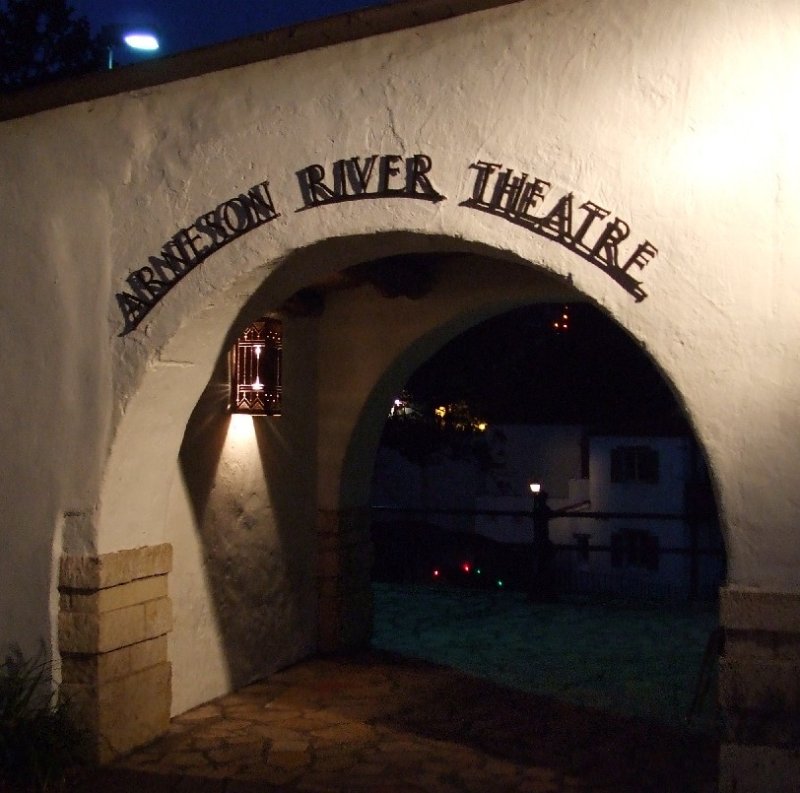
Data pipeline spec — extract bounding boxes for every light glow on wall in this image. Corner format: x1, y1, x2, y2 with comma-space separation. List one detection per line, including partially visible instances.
227, 412, 258, 444
671, 15, 800, 190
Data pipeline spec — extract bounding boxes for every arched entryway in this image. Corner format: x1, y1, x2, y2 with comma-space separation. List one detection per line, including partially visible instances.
72, 236, 732, 757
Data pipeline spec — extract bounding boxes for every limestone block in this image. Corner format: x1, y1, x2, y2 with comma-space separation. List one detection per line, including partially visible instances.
725, 629, 800, 661
61, 636, 167, 686
721, 588, 800, 634
59, 681, 99, 733
61, 662, 172, 763
144, 597, 173, 637
59, 597, 172, 654
97, 662, 171, 758
60, 575, 168, 613
64, 663, 172, 763
724, 710, 800, 747
719, 744, 800, 793
720, 657, 800, 713
59, 544, 173, 590
59, 604, 144, 654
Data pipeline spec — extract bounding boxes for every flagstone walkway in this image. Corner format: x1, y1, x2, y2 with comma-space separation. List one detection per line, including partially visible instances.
74, 648, 717, 792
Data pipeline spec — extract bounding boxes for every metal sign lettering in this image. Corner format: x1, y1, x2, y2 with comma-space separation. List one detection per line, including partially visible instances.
115, 153, 657, 335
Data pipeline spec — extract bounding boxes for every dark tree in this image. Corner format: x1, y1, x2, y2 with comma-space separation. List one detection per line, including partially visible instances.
381, 395, 491, 468
0, 0, 104, 91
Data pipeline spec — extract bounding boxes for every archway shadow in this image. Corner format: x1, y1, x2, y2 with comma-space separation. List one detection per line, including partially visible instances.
367, 650, 719, 792
176, 342, 317, 693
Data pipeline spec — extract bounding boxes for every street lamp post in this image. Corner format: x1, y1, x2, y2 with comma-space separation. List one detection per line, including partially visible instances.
102, 25, 160, 69
529, 482, 555, 601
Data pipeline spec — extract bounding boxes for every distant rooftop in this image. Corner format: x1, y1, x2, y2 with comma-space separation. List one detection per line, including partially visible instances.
0, 0, 521, 122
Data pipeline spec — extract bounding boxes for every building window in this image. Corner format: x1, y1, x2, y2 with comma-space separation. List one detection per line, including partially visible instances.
229, 317, 282, 415
610, 445, 659, 484
611, 529, 659, 571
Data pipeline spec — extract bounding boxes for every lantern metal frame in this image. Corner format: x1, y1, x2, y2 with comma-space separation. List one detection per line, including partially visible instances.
229, 317, 282, 415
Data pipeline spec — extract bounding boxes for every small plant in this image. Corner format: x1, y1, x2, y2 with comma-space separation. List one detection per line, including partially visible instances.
0, 644, 87, 792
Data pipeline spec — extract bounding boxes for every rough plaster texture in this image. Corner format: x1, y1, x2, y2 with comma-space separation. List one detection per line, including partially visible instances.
165, 323, 318, 714
0, 3, 799, 763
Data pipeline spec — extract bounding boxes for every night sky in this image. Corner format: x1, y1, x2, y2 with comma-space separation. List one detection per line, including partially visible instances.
407, 304, 689, 432
69, 0, 394, 61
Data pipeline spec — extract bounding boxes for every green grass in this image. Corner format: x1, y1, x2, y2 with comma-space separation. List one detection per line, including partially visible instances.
372, 582, 721, 734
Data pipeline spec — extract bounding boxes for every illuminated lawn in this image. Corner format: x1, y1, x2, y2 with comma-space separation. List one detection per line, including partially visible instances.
371, 582, 720, 734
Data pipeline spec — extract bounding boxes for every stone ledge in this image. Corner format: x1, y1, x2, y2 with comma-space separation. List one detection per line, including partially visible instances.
721, 587, 800, 633
60, 575, 168, 613
719, 743, 800, 793
60, 544, 173, 590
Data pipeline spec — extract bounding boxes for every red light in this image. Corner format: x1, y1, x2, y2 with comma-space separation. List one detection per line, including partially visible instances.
433, 569, 440, 578
462, 562, 471, 573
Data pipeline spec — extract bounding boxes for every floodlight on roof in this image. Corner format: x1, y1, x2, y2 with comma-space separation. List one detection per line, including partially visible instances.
123, 32, 160, 51
103, 23, 161, 69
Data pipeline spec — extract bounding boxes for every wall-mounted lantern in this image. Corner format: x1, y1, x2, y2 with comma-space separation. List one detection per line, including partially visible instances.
229, 318, 282, 415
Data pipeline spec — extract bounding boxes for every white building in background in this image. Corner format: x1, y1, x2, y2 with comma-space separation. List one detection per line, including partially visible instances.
556, 435, 725, 600
374, 425, 724, 599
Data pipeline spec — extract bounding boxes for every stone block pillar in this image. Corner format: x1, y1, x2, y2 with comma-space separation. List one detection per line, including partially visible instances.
316, 508, 373, 653
58, 544, 173, 763
719, 586, 800, 792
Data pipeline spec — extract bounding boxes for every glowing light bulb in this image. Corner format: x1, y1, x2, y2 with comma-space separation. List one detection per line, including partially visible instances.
124, 32, 159, 51
251, 345, 264, 391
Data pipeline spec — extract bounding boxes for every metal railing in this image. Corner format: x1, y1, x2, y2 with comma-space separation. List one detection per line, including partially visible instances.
370, 504, 725, 600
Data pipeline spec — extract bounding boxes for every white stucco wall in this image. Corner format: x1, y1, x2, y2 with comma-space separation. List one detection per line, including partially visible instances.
1, 0, 799, 718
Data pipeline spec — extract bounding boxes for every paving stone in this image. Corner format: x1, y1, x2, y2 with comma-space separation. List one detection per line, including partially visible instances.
174, 704, 222, 723
268, 748, 311, 770
83, 589, 719, 793
311, 721, 376, 745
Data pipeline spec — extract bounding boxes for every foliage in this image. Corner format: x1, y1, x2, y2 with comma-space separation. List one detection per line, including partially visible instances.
0, 644, 87, 791
381, 392, 491, 468
0, 0, 105, 91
